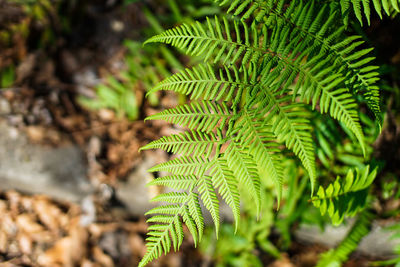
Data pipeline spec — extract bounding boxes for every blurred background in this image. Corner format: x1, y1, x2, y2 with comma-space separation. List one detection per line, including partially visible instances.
0, 0, 399, 266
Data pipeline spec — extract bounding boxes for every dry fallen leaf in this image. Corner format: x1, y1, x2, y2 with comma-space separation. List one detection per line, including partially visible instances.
268, 254, 295, 267
37, 237, 73, 267
93, 246, 114, 267
26, 126, 45, 143
33, 198, 63, 233
16, 214, 43, 234
81, 258, 101, 267
0, 230, 8, 253
68, 218, 88, 264
17, 232, 32, 255
129, 234, 146, 257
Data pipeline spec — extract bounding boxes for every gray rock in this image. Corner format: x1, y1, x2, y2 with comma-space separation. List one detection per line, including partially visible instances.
0, 98, 11, 114
0, 121, 92, 202
116, 151, 164, 216
295, 221, 400, 258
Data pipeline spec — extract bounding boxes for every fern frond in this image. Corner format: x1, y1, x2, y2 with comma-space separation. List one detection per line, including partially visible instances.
216, 0, 381, 125
148, 156, 210, 176
293, 59, 367, 154
316, 210, 374, 267
151, 192, 191, 203
285, 1, 381, 124
148, 12, 379, 131
209, 158, 241, 230
235, 110, 284, 203
147, 175, 197, 190
147, 64, 250, 103
215, 0, 276, 21
141, 191, 199, 267
187, 193, 205, 241
146, 205, 182, 216
333, 38, 381, 125
252, 90, 317, 191
140, 131, 221, 158
225, 141, 262, 214
198, 175, 220, 234
146, 100, 232, 133
145, 16, 265, 65
140, 220, 180, 267
312, 165, 377, 225
339, 0, 400, 26
140, 0, 382, 265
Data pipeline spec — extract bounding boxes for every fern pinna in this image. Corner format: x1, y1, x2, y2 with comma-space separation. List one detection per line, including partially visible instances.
139, 0, 382, 265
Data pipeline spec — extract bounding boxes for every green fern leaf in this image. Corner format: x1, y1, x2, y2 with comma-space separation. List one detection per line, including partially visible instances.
187, 193, 205, 241
293, 60, 367, 155
141, 208, 185, 267
234, 110, 284, 203
145, 16, 265, 65
225, 141, 262, 214
146, 100, 232, 133
140, 131, 221, 158
372, 0, 384, 17
215, 0, 276, 21
339, 0, 399, 25
216, 0, 381, 125
140, 190, 203, 267
151, 192, 190, 203
182, 205, 200, 244
146, 205, 182, 216
198, 175, 220, 234
147, 64, 249, 103
209, 158, 241, 231
252, 90, 317, 192
312, 166, 377, 225
148, 156, 210, 176
147, 175, 197, 190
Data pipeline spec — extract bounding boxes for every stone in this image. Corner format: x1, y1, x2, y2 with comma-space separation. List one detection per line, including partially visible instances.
116, 151, 163, 216
0, 121, 92, 202
295, 220, 400, 258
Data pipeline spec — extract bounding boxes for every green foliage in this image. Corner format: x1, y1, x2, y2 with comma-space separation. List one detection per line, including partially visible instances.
79, 76, 139, 120
146, 100, 232, 132
275, 160, 317, 249
312, 166, 377, 225
201, 224, 266, 267
338, 0, 400, 26
380, 173, 400, 205
200, 191, 279, 267
1, 65, 15, 89
139, 0, 382, 266
80, 0, 222, 120
78, 37, 180, 119
316, 210, 374, 267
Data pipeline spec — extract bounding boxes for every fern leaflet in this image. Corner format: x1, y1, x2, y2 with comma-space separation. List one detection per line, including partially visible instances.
312, 165, 377, 225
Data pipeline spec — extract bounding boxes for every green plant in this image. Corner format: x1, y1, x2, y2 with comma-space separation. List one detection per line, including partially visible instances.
200, 189, 279, 267
338, 0, 400, 26
312, 165, 377, 225
138, 0, 386, 266
1, 64, 15, 88
79, 75, 139, 120
79, 0, 222, 120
